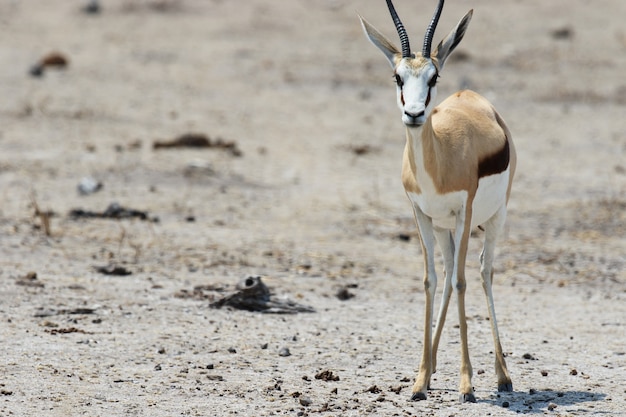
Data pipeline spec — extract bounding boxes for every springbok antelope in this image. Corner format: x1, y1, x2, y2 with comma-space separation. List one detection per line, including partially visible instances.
359, 0, 516, 403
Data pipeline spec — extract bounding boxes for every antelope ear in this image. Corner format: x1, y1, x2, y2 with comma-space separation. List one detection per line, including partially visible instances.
359, 14, 400, 68
434, 9, 473, 69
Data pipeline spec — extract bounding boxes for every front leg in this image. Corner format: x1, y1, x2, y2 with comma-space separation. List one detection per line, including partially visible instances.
409, 203, 438, 401
431, 228, 455, 375
454, 201, 475, 403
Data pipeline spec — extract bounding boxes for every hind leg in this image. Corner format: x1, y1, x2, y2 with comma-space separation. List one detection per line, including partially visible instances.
480, 205, 513, 392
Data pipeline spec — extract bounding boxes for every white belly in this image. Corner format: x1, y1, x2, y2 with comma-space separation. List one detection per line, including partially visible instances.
407, 169, 510, 230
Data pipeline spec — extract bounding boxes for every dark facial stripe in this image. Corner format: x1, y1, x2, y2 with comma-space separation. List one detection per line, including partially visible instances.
478, 138, 510, 178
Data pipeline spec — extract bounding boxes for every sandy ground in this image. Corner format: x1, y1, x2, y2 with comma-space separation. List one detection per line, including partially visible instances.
1, 0, 625, 415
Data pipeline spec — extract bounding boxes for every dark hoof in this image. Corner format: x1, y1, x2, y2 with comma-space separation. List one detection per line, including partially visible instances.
460, 392, 476, 403
498, 382, 513, 392
410, 391, 427, 401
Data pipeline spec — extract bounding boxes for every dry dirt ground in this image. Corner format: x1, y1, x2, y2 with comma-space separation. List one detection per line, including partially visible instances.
1, 0, 625, 416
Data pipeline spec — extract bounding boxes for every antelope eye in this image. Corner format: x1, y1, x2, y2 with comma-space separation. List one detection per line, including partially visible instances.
428, 74, 439, 88
394, 74, 404, 88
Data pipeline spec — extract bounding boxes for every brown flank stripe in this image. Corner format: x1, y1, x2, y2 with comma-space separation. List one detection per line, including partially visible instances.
478, 138, 510, 178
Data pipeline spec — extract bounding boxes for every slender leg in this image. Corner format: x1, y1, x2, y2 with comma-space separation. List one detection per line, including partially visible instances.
410, 203, 438, 401
431, 228, 454, 374
480, 205, 513, 392
454, 202, 475, 403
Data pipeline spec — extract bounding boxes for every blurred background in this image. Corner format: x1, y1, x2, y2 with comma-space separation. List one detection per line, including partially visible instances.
0, 0, 625, 414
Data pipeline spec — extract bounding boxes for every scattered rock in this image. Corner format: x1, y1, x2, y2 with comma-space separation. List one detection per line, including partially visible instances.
70, 202, 153, 221
15, 272, 44, 288
278, 347, 291, 357
299, 396, 312, 407
551, 26, 574, 40
335, 287, 355, 301
34, 307, 97, 317
502, 401, 510, 408
153, 133, 242, 157
396, 233, 411, 242
389, 385, 403, 394
209, 276, 315, 314
67, 308, 97, 315
315, 370, 339, 382
345, 144, 379, 156
77, 177, 103, 195
365, 385, 381, 394
29, 51, 69, 77
541, 370, 549, 376
45, 327, 88, 335
570, 368, 578, 375
547, 403, 558, 411
522, 353, 537, 360
94, 264, 132, 276
83, 0, 100, 14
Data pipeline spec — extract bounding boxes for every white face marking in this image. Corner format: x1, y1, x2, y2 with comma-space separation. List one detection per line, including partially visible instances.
395, 59, 439, 127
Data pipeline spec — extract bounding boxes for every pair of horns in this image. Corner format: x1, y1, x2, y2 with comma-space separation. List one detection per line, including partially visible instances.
385, 0, 444, 59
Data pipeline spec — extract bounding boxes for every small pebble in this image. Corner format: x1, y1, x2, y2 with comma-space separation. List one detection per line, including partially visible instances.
502, 401, 510, 408
278, 347, 291, 357
77, 176, 103, 195
299, 396, 312, 407
336, 287, 355, 301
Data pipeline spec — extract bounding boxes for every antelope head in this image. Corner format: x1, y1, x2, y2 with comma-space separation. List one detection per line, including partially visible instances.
360, 0, 473, 127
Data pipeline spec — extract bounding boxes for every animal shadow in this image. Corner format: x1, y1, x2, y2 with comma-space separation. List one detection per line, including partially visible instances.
484, 389, 607, 413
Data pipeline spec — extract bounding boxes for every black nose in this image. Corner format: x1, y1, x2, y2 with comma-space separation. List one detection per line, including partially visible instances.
405, 110, 424, 119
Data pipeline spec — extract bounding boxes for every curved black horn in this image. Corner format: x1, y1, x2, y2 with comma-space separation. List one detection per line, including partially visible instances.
385, 0, 412, 58
422, 0, 445, 59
